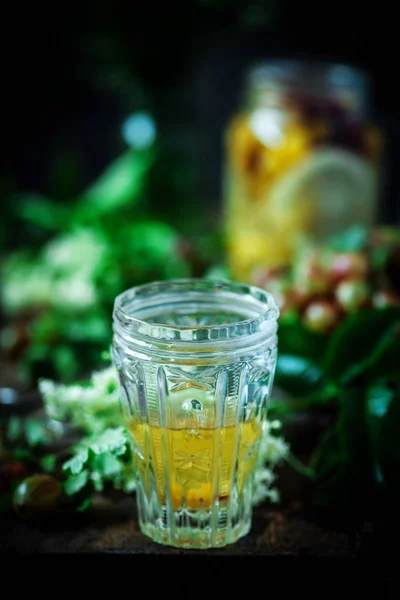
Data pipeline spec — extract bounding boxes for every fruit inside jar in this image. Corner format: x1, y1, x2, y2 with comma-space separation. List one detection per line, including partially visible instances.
223, 60, 383, 282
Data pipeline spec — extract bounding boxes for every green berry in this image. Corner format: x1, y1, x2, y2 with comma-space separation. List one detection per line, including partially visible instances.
335, 277, 369, 312
13, 475, 61, 517
372, 289, 400, 308
302, 300, 339, 332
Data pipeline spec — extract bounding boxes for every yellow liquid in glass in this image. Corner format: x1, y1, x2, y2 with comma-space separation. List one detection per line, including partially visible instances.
127, 418, 262, 510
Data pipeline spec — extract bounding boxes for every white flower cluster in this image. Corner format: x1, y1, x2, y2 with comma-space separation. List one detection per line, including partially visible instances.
39, 363, 289, 505
1, 229, 107, 314
39, 365, 122, 435
1, 256, 53, 313
252, 419, 290, 506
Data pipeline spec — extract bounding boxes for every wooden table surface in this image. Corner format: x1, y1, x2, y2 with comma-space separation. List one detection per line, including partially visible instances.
0, 464, 386, 558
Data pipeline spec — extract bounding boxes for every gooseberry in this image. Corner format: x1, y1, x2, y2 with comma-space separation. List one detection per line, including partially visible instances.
13, 474, 61, 517
302, 300, 340, 333
335, 277, 370, 312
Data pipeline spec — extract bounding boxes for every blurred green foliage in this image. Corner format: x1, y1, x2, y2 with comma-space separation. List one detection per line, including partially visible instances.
271, 306, 400, 515
0, 139, 220, 382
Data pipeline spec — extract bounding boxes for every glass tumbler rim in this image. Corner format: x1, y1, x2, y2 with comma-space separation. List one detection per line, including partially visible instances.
112, 278, 279, 349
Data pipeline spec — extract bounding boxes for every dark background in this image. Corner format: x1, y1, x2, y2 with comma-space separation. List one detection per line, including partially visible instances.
3, 1, 400, 227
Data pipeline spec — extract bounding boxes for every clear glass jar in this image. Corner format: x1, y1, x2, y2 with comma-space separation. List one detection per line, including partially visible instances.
112, 279, 279, 549
224, 60, 383, 282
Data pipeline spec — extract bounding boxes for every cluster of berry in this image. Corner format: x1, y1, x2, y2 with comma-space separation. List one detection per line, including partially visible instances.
252, 227, 400, 333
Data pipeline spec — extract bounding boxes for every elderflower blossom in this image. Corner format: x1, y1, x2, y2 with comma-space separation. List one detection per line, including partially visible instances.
39, 365, 123, 435
52, 275, 98, 310
252, 419, 289, 505
0, 256, 54, 313
91, 365, 120, 393
42, 229, 107, 277
1, 229, 109, 315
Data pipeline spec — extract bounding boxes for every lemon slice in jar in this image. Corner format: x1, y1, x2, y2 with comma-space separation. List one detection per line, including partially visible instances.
266, 148, 378, 241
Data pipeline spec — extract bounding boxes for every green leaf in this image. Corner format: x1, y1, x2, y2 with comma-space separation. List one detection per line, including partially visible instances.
328, 224, 368, 252
24, 419, 50, 447
89, 427, 127, 456
90, 471, 104, 492
7, 416, 23, 442
14, 194, 70, 230
366, 376, 391, 414
310, 425, 343, 482
278, 316, 329, 364
101, 348, 112, 361
375, 389, 400, 492
367, 379, 396, 441
311, 387, 375, 510
30, 313, 61, 343
368, 383, 394, 419
12, 448, 35, 462
309, 424, 349, 511
76, 149, 153, 219
118, 220, 181, 273
275, 354, 324, 397
77, 497, 92, 512
324, 307, 400, 383
338, 387, 373, 480
21, 343, 50, 364
63, 447, 89, 474
40, 454, 57, 473
64, 470, 89, 496
53, 346, 79, 382
92, 452, 123, 477
344, 322, 400, 386
62, 313, 110, 343
366, 382, 396, 487
63, 429, 127, 479
371, 245, 390, 272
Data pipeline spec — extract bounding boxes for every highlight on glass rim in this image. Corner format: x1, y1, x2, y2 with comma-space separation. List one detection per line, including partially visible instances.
1, 2, 399, 563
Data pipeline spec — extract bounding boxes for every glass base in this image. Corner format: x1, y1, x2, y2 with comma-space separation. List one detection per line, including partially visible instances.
139, 512, 251, 550
136, 489, 253, 549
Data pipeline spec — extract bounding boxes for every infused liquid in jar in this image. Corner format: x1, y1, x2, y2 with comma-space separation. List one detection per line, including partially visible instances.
224, 60, 383, 281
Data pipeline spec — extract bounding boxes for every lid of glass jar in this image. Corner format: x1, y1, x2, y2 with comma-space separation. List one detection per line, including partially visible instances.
246, 59, 370, 114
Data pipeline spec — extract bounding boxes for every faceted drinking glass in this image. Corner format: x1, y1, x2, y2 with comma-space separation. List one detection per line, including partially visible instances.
112, 279, 279, 549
